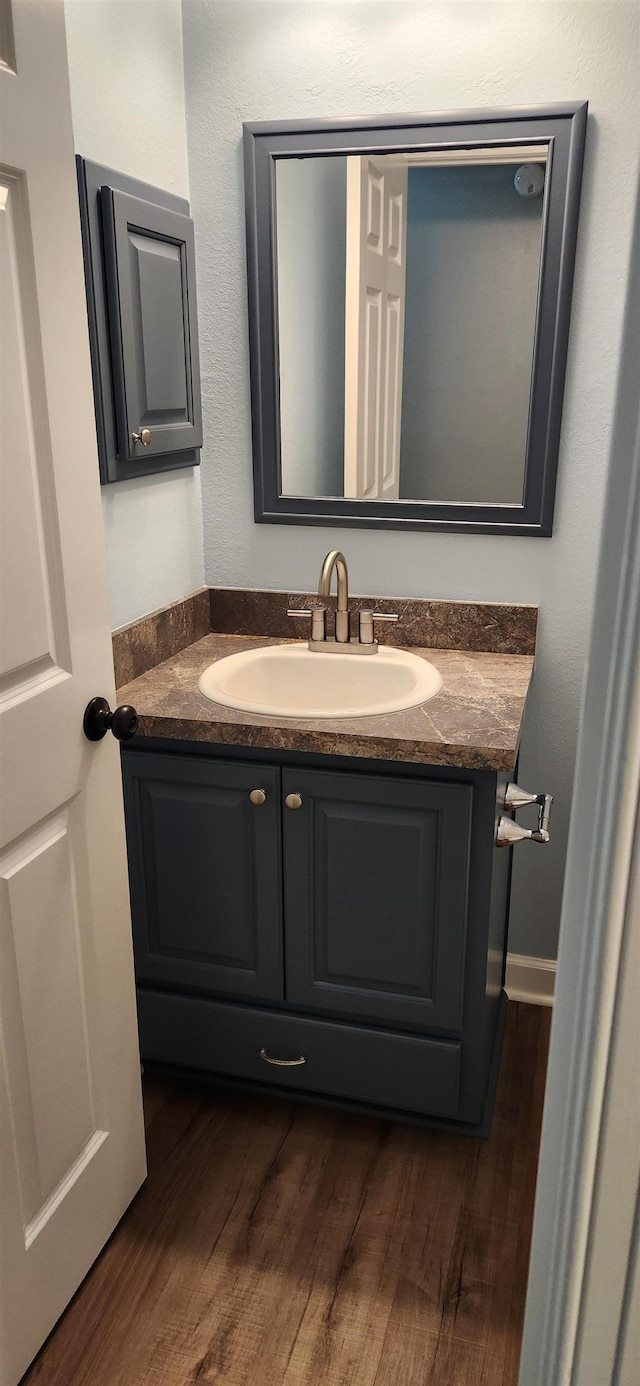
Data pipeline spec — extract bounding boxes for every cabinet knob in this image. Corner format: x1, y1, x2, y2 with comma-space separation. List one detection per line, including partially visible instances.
285, 792, 303, 810
249, 788, 267, 806
132, 427, 152, 446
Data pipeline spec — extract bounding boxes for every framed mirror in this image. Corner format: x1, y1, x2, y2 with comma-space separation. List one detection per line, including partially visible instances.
244, 103, 587, 535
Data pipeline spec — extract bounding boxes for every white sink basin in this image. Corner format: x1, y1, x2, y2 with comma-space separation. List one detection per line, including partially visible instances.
197, 644, 442, 719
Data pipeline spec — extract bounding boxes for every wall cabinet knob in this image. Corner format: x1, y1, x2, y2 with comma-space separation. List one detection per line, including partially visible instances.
249, 788, 267, 806
132, 427, 152, 446
285, 792, 303, 810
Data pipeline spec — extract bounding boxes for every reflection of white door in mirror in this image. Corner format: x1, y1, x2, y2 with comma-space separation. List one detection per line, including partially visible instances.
344, 156, 407, 500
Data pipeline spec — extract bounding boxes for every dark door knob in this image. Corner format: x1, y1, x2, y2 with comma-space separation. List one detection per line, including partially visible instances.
83, 696, 138, 742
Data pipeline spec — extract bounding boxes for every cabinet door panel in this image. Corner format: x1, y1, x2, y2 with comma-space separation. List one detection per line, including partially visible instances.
122, 753, 283, 1001
101, 189, 202, 460
283, 768, 472, 1031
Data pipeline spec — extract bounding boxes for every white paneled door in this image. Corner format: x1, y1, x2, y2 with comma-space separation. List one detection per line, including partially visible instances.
344, 154, 408, 500
0, 3, 146, 1383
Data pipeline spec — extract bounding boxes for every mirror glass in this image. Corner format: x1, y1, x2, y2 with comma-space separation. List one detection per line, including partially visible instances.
274, 147, 547, 505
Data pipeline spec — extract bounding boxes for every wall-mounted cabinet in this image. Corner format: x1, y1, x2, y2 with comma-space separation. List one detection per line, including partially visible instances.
76, 158, 203, 484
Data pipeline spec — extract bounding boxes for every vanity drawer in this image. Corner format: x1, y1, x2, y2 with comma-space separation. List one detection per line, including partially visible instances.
137, 989, 461, 1119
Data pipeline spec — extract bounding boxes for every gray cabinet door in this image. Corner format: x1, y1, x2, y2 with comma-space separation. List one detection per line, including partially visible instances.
101, 189, 202, 461
282, 768, 472, 1031
122, 752, 283, 1002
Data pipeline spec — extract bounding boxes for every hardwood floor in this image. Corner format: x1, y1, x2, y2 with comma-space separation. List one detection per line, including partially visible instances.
23, 1002, 550, 1386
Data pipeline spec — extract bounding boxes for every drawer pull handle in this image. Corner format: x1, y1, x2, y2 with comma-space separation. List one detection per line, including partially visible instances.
249, 788, 267, 806
259, 1047, 306, 1067
285, 792, 303, 810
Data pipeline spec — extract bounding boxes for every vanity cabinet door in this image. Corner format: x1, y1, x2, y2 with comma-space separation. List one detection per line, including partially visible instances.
282, 768, 472, 1032
122, 752, 283, 1002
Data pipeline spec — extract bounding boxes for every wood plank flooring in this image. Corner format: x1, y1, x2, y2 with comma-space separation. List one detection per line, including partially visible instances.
22, 1002, 550, 1386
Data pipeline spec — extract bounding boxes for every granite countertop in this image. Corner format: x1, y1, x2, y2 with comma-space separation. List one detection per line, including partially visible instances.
117, 631, 535, 772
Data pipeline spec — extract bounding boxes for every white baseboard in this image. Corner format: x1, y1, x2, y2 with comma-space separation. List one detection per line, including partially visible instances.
505, 953, 556, 1007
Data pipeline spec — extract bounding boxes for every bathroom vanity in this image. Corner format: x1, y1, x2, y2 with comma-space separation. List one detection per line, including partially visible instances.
113, 583, 543, 1137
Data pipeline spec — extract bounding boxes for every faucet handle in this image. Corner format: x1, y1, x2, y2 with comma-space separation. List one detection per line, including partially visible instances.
287, 605, 326, 642
358, 610, 399, 645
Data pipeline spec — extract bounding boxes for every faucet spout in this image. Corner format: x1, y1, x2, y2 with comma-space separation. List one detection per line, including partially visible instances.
318, 550, 350, 642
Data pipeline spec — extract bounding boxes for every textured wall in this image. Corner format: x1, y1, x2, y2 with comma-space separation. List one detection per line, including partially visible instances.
277, 156, 347, 497
64, 0, 204, 629
183, 0, 639, 961
400, 163, 542, 504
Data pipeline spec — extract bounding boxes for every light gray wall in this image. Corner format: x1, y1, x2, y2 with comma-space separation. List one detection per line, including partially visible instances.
519, 184, 640, 1386
400, 163, 543, 504
64, 0, 205, 630
182, 0, 640, 961
276, 157, 346, 497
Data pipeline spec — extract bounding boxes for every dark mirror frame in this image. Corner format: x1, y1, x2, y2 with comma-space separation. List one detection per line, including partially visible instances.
244, 103, 587, 536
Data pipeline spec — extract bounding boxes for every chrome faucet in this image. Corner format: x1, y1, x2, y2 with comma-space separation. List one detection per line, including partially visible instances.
318, 550, 350, 643
287, 550, 400, 655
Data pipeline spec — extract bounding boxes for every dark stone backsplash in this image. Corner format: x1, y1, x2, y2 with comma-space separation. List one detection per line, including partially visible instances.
208, 587, 537, 656
112, 585, 537, 689
112, 588, 210, 689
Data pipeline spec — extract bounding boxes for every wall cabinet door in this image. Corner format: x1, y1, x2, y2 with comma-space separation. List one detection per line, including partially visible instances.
282, 768, 472, 1031
122, 753, 283, 1002
76, 158, 201, 483
101, 189, 203, 463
